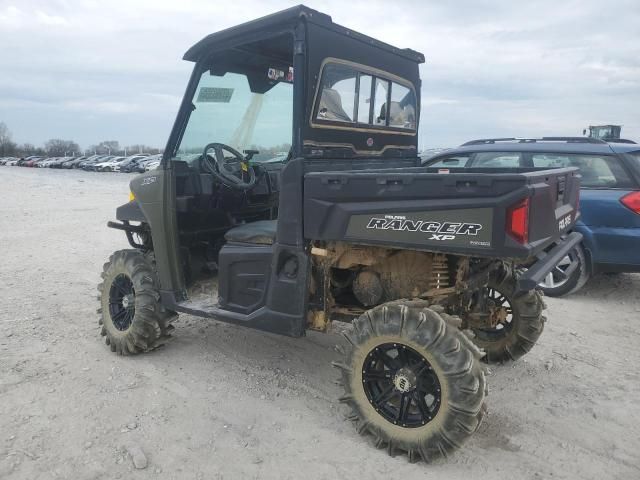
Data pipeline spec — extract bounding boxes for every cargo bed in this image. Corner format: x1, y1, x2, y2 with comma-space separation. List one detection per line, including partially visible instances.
304, 166, 581, 259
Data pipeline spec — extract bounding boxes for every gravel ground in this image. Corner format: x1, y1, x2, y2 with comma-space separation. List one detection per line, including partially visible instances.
1, 167, 639, 479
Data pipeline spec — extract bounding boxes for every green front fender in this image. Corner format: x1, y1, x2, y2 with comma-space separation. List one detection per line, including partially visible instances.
129, 169, 185, 297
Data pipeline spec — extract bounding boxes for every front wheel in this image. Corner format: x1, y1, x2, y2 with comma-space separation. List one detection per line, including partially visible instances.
98, 250, 176, 355
336, 302, 486, 462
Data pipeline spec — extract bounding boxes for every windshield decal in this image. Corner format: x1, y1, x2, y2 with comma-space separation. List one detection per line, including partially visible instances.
196, 87, 234, 103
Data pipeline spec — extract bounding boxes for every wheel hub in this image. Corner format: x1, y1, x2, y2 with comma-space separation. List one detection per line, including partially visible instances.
476, 287, 514, 337
122, 294, 134, 309
487, 303, 509, 328
393, 368, 417, 393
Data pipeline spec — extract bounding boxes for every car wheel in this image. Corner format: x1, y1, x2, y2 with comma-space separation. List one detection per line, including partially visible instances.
538, 243, 589, 297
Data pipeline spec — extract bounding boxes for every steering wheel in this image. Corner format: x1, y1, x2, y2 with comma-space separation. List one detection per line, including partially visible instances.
201, 142, 257, 190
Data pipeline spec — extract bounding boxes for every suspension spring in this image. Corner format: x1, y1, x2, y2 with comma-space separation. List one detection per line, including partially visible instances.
430, 255, 450, 290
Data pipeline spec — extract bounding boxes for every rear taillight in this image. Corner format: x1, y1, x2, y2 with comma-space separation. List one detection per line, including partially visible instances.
506, 198, 529, 244
621, 191, 640, 215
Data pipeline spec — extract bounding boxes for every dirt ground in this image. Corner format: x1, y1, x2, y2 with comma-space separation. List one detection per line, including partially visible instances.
1, 167, 639, 480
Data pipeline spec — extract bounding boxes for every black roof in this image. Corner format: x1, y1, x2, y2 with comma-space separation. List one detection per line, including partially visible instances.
184, 5, 425, 64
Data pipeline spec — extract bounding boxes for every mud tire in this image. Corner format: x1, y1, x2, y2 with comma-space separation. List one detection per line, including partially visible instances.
336, 301, 486, 463
471, 269, 545, 363
98, 249, 176, 355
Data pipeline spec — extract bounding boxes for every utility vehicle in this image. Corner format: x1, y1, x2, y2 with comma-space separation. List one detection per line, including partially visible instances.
585, 124, 636, 144
99, 5, 581, 462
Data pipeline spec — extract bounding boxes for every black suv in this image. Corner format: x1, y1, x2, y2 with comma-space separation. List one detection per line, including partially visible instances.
423, 137, 640, 296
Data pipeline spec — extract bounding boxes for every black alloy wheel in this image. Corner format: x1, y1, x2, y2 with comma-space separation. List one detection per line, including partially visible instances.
363, 343, 441, 428
474, 286, 514, 341
108, 273, 135, 331
469, 270, 545, 363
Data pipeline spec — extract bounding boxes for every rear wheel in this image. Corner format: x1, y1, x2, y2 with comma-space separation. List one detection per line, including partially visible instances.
336, 302, 486, 462
538, 243, 588, 297
470, 270, 545, 363
98, 249, 176, 355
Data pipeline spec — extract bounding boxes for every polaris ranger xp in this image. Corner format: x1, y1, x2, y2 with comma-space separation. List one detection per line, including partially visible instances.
99, 5, 582, 462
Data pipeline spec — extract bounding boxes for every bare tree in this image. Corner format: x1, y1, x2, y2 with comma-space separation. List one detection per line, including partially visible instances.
2, 131, 161, 158
45, 139, 81, 157
96, 140, 120, 155
0, 122, 17, 156
17, 143, 44, 156
124, 144, 163, 155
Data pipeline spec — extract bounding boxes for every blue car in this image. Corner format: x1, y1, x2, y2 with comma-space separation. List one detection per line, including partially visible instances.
423, 138, 640, 296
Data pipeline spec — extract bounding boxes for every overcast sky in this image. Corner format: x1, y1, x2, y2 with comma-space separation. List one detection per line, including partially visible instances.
1, 0, 639, 150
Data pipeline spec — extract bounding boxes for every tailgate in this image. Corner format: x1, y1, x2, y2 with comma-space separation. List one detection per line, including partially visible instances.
526, 167, 581, 248
303, 166, 581, 258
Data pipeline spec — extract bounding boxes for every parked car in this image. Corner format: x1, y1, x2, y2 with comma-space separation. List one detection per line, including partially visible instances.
29, 157, 48, 167
83, 156, 114, 171
38, 157, 59, 168
94, 156, 126, 172
48, 157, 73, 168
20, 156, 43, 167
423, 137, 640, 296
0, 157, 18, 165
62, 156, 86, 168
76, 155, 104, 169
35, 157, 50, 167
122, 154, 161, 173
119, 160, 142, 173
112, 155, 148, 172
144, 158, 161, 171
49, 156, 73, 168
108, 155, 148, 172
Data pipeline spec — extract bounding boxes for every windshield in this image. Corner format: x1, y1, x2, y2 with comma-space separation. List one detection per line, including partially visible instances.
174, 70, 293, 163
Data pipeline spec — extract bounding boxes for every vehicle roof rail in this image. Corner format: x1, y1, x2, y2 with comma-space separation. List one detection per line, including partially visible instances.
539, 136, 607, 144
605, 138, 637, 144
461, 138, 521, 145
461, 137, 608, 146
